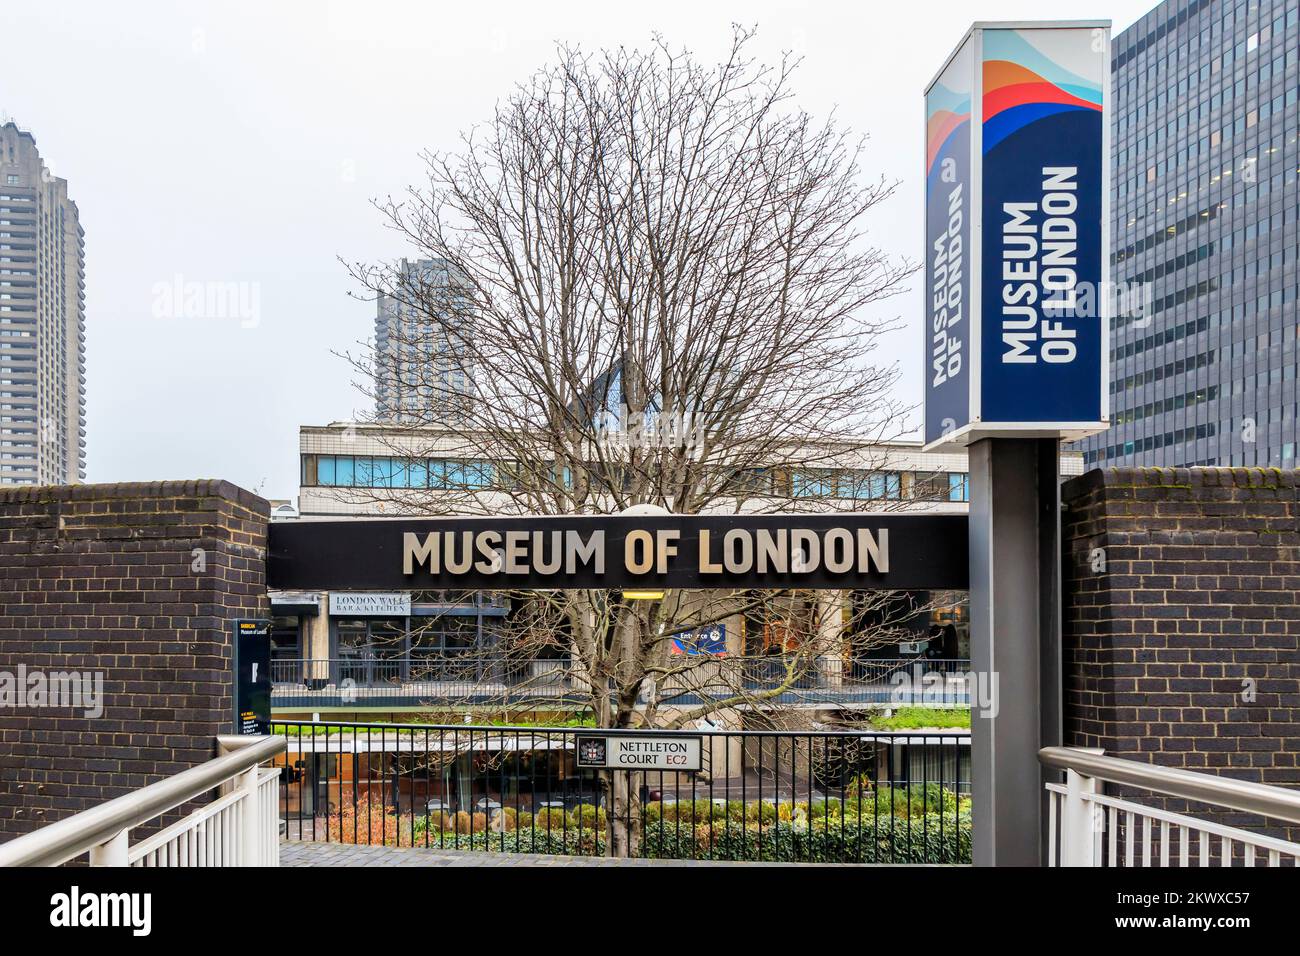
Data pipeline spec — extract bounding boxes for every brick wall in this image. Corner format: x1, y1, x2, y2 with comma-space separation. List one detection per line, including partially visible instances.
0, 480, 268, 842
1062, 467, 1300, 834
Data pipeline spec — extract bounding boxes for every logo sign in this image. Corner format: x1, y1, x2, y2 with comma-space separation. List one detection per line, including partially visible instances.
328, 592, 411, 616
923, 21, 1110, 449
233, 619, 271, 735
671, 624, 727, 655
268, 513, 969, 592
575, 735, 703, 771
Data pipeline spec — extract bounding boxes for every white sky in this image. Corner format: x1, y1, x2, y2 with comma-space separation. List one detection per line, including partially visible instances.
3, 0, 1155, 500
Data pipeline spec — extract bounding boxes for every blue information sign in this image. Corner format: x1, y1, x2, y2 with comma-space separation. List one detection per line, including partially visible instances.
923, 22, 1110, 449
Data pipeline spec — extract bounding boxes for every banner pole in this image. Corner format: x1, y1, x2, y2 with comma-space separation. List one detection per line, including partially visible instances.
968, 437, 1062, 865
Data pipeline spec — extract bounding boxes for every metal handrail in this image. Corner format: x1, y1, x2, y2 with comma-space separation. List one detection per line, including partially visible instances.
1039, 746, 1300, 825
0, 735, 286, 867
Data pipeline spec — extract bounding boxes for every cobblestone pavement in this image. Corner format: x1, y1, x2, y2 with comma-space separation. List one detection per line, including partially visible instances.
280, 841, 814, 866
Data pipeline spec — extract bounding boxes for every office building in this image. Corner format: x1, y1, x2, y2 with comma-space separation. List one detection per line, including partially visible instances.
1083, 0, 1300, 468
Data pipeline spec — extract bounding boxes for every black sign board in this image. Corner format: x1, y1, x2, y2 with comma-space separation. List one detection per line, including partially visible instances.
233, 619, 271, 735
267, 513, 968, 592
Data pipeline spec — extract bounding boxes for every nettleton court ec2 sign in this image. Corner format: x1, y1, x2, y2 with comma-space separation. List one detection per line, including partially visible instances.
267, 513, 968, 592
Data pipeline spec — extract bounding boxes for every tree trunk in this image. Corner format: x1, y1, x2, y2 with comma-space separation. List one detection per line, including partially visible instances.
605, 769, 641, 859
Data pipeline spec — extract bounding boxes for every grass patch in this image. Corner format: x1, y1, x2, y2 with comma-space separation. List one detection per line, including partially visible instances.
866, 707, 970, 730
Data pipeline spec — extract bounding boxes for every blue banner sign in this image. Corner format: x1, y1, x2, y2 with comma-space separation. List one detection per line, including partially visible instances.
923, 22, 1110, 449
924, 35, 973, 447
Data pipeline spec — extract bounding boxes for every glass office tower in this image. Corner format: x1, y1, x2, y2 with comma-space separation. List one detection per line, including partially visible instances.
1081, 0, 1300, 468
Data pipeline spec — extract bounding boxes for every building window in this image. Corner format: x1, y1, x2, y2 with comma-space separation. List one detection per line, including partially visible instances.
792, 469, 837, 498
271, 616, 302, 661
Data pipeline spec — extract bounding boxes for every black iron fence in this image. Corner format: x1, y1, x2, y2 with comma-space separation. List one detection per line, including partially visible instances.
270, 721, 972, 863
270, 656, 972, 708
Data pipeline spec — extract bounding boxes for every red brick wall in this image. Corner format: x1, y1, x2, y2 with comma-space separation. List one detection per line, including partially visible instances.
0, 480, 269, 841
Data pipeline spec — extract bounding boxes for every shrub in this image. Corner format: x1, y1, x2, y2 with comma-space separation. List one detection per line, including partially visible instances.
845, 773, 874, 798
495, 807, 532, 831
641, 813, 971, 863
568, 803, 607, 831
808, 799, 849, 820
449, 810, 489, 834
840, 780, 961, 819
870, 784, 959, 819
533, 807, 568, 830
644, 799, 727, 826
328, 793, 404, 846
409, 827, 605, 856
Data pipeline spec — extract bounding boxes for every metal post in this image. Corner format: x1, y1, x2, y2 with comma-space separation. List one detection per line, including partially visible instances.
236, 765, 261, 866
1062, 767, 1099, 866
968, 437, 1062, 866
1037, 438, 1063, 863
89, 829, 129, 866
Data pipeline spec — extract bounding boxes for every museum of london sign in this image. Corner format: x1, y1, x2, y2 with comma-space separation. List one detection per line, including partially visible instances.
268, 513, 968, 591
401, 525, 890, 577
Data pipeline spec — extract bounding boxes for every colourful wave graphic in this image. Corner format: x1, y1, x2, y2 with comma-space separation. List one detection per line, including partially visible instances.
982, 30, 1102, 153
927, 110, 969, 174
926, 82, 970, 175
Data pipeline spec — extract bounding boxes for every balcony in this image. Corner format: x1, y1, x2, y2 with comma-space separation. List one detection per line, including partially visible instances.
270, 655, 972, 709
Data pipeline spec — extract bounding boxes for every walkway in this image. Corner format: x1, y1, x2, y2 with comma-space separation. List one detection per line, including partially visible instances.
280, 841, 827, 866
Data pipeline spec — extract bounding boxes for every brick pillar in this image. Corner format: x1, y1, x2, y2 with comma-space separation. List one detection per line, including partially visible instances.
0, 480, 269, 842
1061, 467, 1300, 837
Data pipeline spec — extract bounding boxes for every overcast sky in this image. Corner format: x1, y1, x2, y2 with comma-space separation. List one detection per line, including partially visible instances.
5, 0, 1155, 501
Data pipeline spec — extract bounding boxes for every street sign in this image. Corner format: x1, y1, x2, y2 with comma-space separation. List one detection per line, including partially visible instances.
924, 21, 1110, 449
328, 592, 411, 616
575, 735, 703, 772
233, 619, 271, 735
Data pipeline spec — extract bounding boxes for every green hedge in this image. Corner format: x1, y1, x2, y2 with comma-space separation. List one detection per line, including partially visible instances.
640, 814, 971, 864
403, 809, 971, 863
421, 829, 606, 856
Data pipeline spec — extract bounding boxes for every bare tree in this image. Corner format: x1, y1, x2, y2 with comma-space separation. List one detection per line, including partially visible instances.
339, 28, 931, 855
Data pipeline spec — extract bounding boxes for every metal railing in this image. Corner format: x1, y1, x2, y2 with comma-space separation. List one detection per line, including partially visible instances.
273, 720, 971, 863
0, 735, 286, 867
270, 656, 971, 708
1040, 746, 1300, 867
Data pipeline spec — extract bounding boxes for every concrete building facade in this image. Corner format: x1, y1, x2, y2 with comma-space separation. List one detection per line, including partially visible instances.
0, 122, 86, 486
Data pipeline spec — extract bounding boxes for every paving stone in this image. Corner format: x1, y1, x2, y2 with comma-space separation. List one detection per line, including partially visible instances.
279, 840, 842, 866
